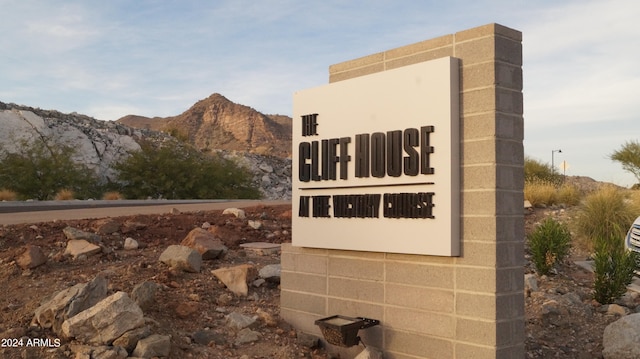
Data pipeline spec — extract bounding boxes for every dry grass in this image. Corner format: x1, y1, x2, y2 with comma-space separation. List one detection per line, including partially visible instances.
572, 185, 640, 252
524, 179, 557, 207
54, 189, 75, 201
556, 183, 581, 206
0, 189, 18, 201
102, 191, 124, 200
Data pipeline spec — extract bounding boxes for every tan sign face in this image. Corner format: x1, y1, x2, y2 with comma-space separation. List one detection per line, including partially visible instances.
292, 57, 460, 256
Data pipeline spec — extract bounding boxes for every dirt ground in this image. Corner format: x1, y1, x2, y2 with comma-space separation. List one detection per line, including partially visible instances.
0, 204, 636, 358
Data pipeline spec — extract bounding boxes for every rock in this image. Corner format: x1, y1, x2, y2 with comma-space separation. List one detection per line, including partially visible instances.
93, 219, 121, 235
259, 163, 273, 173
112, 326, 151, 353
603, 313, 640, 359
175, 301, 199, 318
122, 220, 147, 233
239, 242, 281, 255
252, 278, 266, 287
16, 245, 47, 269
606, 304, 630, 316
222, 208, 246, 219
226, 312, 258, 330
123, 237, 139, 250
524, 273, 538, 294
131, 334, 171, 358
91, 345, 129, 359
63, 226, 101, 242
33, 275, 108, 334
296, 332, 320, 348
130, 281, 159, 311
615, 291, 639, 308
211, 264, 256, 296
259, 264, 281, 283
180, 228, 228, 260
355, 347, 384, 359
61, 291, 144, 345
192, 330, 226, 346
64, 239, 101, 259
0, 108, 142, 184
159, 245, 202, 273
235, 328, 260, 346
247, 220, 263, 230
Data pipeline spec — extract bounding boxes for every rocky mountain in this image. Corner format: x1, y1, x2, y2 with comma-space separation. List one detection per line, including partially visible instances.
117, 93, 292, 158
0, 102, 151, 184
0, 99, 292, 200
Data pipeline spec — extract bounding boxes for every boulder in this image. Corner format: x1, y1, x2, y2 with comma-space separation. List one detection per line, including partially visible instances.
91, 345, 129, 359
112, 326, 151, 353
211, 264, 256, 296
92, 219, 121, 235
603, 313, 640, 359
226, 312, 258, 330
63, 226, 101, 242
33, 275, 108, 334
159, 245, 202, 273
61, 291, 144, 345
180, 228, 227, 260
222, 208, 245, 219
131, 334, 171, 358
64, 239, 101, 259
248, 220, 262, 230
123, 237, 139, 250
258, 264, 281, 283
130, 281, 159, 311
16, 245, 47, 269
192, 330, 225, 346
235, 328, 260, 346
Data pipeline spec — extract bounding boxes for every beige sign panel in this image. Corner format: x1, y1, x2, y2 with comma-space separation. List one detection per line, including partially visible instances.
292, 57, 460, 256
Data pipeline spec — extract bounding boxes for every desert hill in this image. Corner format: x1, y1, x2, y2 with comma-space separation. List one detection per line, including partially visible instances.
117, 93, 292, 158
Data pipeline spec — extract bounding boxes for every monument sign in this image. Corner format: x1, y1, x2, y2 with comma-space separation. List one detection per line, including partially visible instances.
292, 57, 460, 256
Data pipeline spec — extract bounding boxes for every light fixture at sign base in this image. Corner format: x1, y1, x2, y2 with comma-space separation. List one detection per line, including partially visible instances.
314, 315, 380, 347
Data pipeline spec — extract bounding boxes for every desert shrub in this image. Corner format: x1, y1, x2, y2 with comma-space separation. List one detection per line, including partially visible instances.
102, 191, 124, 200
524, 179, 557, 207
527, 217, 572, 275
525, 156, 563, 185
0, 189, 17, 201
592, 234, 638, 304
573, 185, 640, 250
114, 140, 261, 199
0, 140, 101, 200
556, 183, 581, 206
54, 189, 75, 200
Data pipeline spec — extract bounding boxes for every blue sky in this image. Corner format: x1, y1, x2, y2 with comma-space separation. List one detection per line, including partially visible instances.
1, 0, 639, 186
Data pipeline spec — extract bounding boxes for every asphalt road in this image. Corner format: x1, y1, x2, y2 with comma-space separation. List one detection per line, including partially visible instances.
0, 199, 291, 225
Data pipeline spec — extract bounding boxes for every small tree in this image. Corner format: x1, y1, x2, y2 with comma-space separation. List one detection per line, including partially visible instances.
113, 141, 260, 199
610, 140, 640, 184
0, 140, 100, 200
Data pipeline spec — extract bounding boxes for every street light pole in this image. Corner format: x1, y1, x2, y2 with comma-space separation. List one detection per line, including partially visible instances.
552, 149, 562, 174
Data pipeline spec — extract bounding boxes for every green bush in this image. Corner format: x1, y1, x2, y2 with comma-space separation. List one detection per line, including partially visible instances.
527, 217, 572, 275
573, 185, 640, 249
593, 235, 637, 304
0, 140, 101, 200
113, 141, 261, 199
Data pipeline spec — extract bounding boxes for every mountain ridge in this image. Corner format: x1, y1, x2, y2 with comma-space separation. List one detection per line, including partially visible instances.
117, 93, 292, 158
